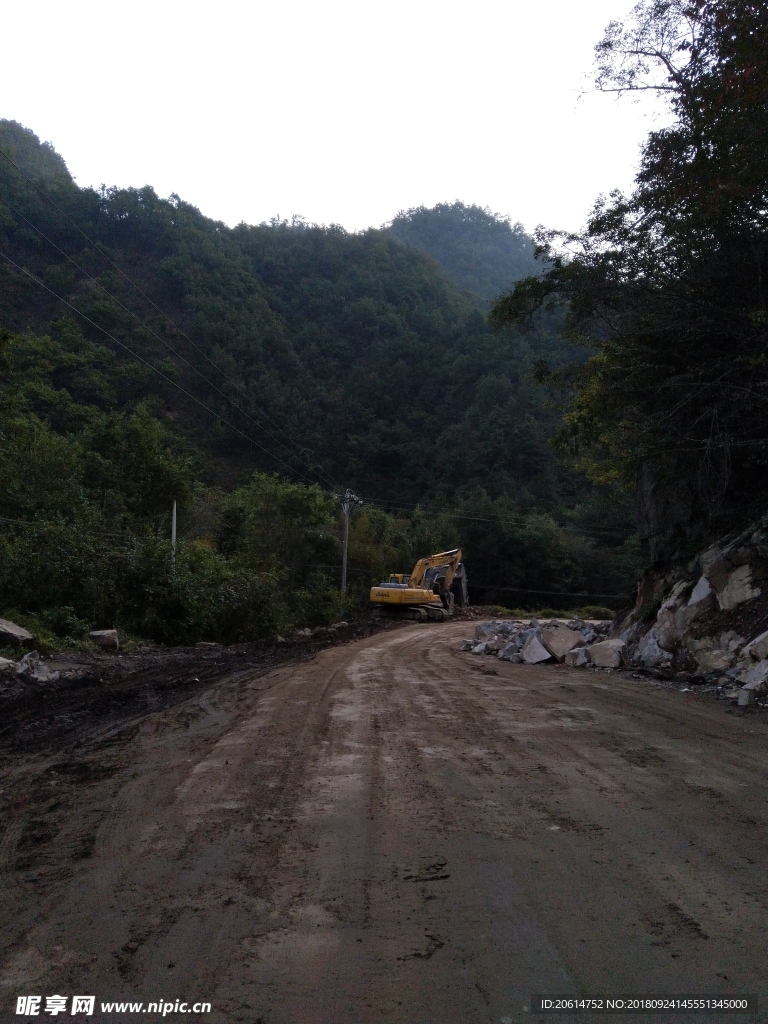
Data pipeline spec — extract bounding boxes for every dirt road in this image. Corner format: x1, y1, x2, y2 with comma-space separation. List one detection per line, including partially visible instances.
1, 623, 767, 1024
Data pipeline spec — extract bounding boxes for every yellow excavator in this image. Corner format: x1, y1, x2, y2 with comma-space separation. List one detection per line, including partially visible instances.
369, 548, 468, 622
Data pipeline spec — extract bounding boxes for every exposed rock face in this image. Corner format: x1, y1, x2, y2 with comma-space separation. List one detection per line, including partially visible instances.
634, 631, 673, 669
687, 576, 713, 606
745, 629, 768, 661
691, 643, 734, 673
0, 618, 33, 643
717, 565, 761, 611
615, 521, 768, 693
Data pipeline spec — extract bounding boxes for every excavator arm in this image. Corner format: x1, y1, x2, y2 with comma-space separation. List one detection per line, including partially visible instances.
409, 548, 462, 590
370, 548, 466, 622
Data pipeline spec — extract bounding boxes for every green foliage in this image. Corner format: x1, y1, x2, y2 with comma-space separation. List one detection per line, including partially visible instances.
389, 202, 538, 305
0, 121, 71, 183
0, 121, 642, 642
491, 0, 768, 563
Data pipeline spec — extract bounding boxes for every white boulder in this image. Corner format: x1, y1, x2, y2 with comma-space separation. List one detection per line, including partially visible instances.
0, 618, 33, 643
590, 639, 626, 668
541, 624, 585, 662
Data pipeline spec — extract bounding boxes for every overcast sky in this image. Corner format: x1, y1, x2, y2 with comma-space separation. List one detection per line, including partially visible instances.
3, 0, 665, 236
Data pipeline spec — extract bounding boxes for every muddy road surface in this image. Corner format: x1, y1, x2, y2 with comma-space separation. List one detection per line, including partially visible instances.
1, 623, 767, 1024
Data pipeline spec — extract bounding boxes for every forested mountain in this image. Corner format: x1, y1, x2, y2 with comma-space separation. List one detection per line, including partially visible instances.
0, 120, 638, 644
388, 203, 538, 305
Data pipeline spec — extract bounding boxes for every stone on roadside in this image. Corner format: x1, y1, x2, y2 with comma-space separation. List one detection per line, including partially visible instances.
590, 639, 626, 669
565, 646, 590, 668
90, 629, 119, 651
461, 640, 475, 651
472, 641, 489, 655
521, 635, 552, 665
0, 618, 33, 643
474, 622, 499, 640
541, 624, 585, 662
0, 656, 17, 672
15, 650, 59, 683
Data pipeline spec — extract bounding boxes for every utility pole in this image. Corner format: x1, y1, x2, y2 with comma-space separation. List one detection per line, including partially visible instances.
171, 499, 177, 570
338, 488, 363, 617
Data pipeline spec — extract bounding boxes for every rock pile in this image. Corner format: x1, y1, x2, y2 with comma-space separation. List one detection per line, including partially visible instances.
460, 617, 613, 666
0, 650, 60, 683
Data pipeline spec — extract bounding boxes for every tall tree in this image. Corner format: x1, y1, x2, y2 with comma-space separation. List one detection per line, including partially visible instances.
491, 0, 768, 564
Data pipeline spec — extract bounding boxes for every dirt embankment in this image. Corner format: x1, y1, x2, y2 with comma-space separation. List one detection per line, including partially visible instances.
0, 620, 395, 753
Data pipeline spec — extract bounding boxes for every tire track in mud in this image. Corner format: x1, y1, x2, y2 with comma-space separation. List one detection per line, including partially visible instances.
2, 622, 768, 1023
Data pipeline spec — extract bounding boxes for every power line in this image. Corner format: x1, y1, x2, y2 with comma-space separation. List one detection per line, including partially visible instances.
0, 147, 342, 492
364, 496, 632, 538
0, 193, 339, 490
0, 149, 641, 543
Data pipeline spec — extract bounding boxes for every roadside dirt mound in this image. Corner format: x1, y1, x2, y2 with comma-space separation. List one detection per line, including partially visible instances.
0, 618, 400, 754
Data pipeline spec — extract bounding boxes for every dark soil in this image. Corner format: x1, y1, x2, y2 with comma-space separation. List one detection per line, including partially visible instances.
0, 618, 402, 754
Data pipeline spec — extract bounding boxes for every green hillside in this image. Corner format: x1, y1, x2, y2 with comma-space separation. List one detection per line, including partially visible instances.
0, 121, 638, 644
388, 202, 539, 305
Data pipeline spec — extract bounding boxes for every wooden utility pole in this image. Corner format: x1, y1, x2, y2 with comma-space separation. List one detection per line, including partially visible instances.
338, 489, 363, 617
171, 499, 177, 569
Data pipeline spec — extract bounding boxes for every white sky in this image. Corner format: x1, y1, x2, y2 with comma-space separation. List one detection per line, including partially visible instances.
2, 0, 665, 236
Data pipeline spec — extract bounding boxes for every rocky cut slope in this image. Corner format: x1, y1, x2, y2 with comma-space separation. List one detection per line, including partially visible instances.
614, 520, 768, 704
